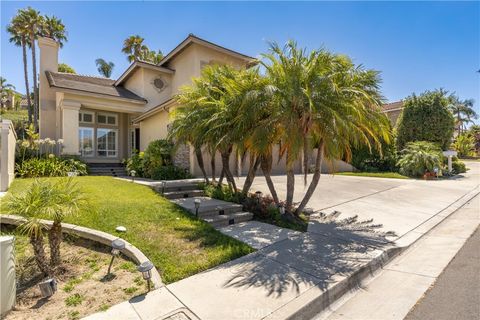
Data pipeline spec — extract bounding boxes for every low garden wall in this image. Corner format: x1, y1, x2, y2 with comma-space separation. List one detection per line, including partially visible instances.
0, 215, 163, 289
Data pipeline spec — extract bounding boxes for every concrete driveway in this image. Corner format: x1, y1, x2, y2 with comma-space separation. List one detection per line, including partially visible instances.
236, 161, 480, 239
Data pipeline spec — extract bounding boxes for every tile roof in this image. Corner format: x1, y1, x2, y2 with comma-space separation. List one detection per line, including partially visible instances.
45, 71, 146, 103
382, 101, 403, 112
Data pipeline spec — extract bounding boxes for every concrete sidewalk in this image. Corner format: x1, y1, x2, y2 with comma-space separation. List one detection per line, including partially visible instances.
315, 195, 480, 320
86, 163, 479, 320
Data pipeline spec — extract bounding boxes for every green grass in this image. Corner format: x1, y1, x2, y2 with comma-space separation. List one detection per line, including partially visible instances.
2, 176, 254, 283
336, 171, 409, 179
65, 293, 84, 307
0, 108, 28, 122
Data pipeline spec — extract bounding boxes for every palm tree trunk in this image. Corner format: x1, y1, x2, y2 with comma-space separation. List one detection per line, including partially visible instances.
221, 149, 237, 191
210, 151, 216, 182
21, 38, 33, 125
295, 141, 324, 215
30, 32, 39, 131
194, 147, 209, 183
260, 154, 279, 205
218, 168, 225, 186
241, 155, 260, 195
30, 233, 51, 276
285, 161, 295, 213
48, 220, 62, 267
303, 136, 309, 186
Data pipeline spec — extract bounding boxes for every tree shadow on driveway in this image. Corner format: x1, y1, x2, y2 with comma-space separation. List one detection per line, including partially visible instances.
222, 211, 397, 298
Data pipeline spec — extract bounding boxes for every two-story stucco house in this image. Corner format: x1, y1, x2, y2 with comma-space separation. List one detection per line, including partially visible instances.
38, 34, 258, 176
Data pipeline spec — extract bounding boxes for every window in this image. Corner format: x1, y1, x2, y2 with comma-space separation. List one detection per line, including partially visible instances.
79, 127, 94, 157
97, 113, 117, 126
79, 112, 94, 124
97, 128, 117, 157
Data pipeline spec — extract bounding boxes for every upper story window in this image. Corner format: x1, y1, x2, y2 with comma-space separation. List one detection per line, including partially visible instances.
97, 113, 117, 126
79, 111, 94, 124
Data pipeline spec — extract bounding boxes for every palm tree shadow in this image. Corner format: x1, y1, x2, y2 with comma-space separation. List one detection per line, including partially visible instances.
222, 210, 396, 298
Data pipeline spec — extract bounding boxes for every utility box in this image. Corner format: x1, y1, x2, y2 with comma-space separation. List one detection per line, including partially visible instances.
0, 236, 16, 317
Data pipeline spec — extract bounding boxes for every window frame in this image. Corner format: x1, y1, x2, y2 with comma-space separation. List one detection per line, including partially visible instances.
96, 128, 118, 158
79, 111, 95, 124
97, 112, 118, 126
78, 127, 95, 157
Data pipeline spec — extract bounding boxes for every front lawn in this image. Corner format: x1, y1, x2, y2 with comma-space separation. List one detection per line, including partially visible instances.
1, 176, 254, 283
336, 171, 409, 179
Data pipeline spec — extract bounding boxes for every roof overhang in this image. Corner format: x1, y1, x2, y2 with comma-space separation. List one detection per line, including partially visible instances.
133, 98, 176, 123
50, 86, 147, 105
115, 61, 175, 86
159, 34, 257, 67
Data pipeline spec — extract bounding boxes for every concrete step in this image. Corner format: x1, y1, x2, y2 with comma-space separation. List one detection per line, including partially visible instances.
170, 197, 244, 217
153, 184, 200, 193
163, 190, 205, 200
204, 212, 254, 228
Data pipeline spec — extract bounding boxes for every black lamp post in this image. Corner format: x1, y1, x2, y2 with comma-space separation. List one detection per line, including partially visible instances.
161, 181, 166, 194
255, 191, 263, 204
137, 260, 154, 291
194, 198, 201, 217
107, 238, 125, 276
130, 170, 136, 182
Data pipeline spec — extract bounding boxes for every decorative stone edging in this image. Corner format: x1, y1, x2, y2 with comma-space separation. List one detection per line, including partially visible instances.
0, 214, 163, 289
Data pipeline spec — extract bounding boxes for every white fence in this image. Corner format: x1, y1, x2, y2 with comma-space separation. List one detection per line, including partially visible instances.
0, 120, 17, 192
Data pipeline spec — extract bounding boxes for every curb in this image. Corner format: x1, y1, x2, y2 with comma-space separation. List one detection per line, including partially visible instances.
266, 186, 480, 320
0, 214, 163, 289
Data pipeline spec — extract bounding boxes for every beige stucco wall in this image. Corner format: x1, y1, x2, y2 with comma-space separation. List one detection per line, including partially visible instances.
139, 109, 170, 151
124, 68, 173, 111
0, 120, 17, 192
39, 37, 59, 140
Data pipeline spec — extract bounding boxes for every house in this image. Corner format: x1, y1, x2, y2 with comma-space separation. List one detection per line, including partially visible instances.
382, 101, 403, 125
39, 34, 356, 176
39, 34, 259, 176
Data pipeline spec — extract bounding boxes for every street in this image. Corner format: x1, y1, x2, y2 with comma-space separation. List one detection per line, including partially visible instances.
405, 227, 480, 320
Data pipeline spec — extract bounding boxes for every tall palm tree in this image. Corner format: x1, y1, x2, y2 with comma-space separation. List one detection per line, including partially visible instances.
19, 7, 44, 131
47, 179, 85, 267
260, 41, 390, 215
95, 58, 115, 78
448, 95, 477, 135
141, 49, 163, 64
122, 35, 148, 63
6, 13, 33, 124
0, 77, 16, 110
40, 15, 67, 47
4, 180, 53, 276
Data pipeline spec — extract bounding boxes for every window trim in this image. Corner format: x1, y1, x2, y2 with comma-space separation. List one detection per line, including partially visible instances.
97, 112, 118, 126
96, 128, 118, 158
78, 127, 95, 157
79, 111, 95, 124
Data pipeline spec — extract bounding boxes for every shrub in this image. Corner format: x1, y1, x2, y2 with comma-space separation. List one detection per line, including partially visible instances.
396, 90, 455, 150
350, 139, 398, 172
397, 141, 444, 177
16, 157, 87, 178
452, 134, 476, 157
150, 165, 192, 180
452, 159, 467, 174
143, 140, 174, 177
123, 151, 145, 176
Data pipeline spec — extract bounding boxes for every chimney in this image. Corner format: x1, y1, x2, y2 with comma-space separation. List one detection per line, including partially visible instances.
38, 37, 59, 139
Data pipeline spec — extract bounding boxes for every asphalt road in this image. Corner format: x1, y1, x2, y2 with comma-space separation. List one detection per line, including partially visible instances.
405, 227, 480, 320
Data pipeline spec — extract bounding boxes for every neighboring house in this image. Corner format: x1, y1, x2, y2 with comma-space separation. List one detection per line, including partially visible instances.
38, 34, 355, 175
382, 101, 403, 126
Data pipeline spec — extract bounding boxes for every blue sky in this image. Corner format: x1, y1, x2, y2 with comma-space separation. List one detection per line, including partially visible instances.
1, 1, 479, 110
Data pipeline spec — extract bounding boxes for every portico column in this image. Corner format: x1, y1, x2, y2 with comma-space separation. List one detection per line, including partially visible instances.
61, 100, 81, 155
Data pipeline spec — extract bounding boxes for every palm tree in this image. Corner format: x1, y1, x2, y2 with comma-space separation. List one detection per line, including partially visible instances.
19, 7, 44, 131
58, 63, 76, 74
40, 15, 67, 47
260, 41, 391, 216
95, 58, 115, 78
6, 12, 33, 124
122, 35, 148, 63
0, 77, 16, 110
448, 95, 477, 135
47, 179, 85, 267
141, 49, 163, 64
3, 180, 53, 276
